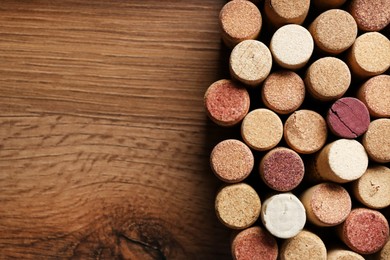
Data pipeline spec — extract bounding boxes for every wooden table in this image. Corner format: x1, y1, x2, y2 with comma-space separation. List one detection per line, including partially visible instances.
0, 1, 233, 259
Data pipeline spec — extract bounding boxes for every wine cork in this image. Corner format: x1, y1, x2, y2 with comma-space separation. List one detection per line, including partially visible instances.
350, 0, 390, 32
352, 166, 390, 209
309, 9, 357, 54
260, 193, 306, 239
241, 108, 283, 151
279, 230, 327, 260
270, 24, 314, 70
376, 239, 390, 260
264, 0, 310, 28
231, 226, 278, 260
261, 70, 305, 114
204, 79, 250, 127
210, 139, 254, 183
339, 208, 389, 255
315, 139, 368, 183
215, 183, 261, 229
284, 110, 328, 154
327, 248, 365, 260
219, 0, 262, 48
357, 75, 390, 118
312, 0, 347, 10
363, 119, 390, 163
305, 57, 351, 101
259, 147, 304, 192
347, 32, 390, 78
229, 40, 272, 86
300, 182, 351, 226
327, 97, 370, 139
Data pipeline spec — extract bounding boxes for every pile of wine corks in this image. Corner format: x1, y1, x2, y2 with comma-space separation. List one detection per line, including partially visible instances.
205, 0, 390, 259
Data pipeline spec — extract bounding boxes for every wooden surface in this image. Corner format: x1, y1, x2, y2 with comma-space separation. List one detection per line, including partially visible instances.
0, 1, 233, 259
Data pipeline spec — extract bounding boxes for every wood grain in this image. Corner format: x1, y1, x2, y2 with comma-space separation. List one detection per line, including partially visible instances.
0, 1, 232, 259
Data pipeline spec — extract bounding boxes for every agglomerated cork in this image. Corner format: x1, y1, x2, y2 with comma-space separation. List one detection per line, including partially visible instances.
309, 9, 357, 54
363, 119, 390, 163
350, 0, 390, 32
210, 139, 254, 183
376, 240, 390, 260
327, 248, 365, 260
327, 97, 370, 139
261, 193, 306, 239
357, 75, 390, 118
339, 208, 389, 255
270, 24, 314, 70
259, 147, 304, 192
347, 32, 390, 78
230, 40, 272, 86
241, 108, 283, 151
352, 166, 390, 209
315, 139, 368, 183
280, 230, 327, 260
312, 0, 347, 10
215, 183, 261, 229
261, 70, 305, 114
300, 182, 351, 226
264, 0, 310, 28
231, 226, 278, 260
204, 79, 250, 127
305, 57, 351, 101
284, 110, 328, 154
219, 0, 262, 48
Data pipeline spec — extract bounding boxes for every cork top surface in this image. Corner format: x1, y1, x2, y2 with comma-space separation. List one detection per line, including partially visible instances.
215, 183, 261, 229
378, 240, 390, 260
350, 0, 390, 31
311, 183, 351, 226
363, 119, 390, 163
354, 166, 390, 209
232, 226, 278, 260
210, 139, 254, 183
267, 0, 310, 20
305, 57, 351, 101
284, 110, 327, 154
270, 24, 314, 69
262, 70, 305, 114
358, 75, 390, 118
204, 79, 250, 126
241, 108, 283, 151
327, 249, 365, 260
230, 40, 272, 86
280, 230, 326, 260
220, 0, 262, 42
342, 208, 389, 254
352, 32, 390, 75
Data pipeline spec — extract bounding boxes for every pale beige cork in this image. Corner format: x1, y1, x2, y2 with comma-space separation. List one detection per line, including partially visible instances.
300, 183, 351, 226
315, 139, 368, 183
270, 24, 314, 70
327, 248, 365, 260
350, 0, 390, 32
312, 0, 347, 10
280, 230, 327, 260
219, 0, 262, 48
347, 32, 390, 78
309, 9, 357, 54
241, 108, 283, 151
261, 70, 305, 114
215, 183, 261, 229
230, 40, 272, 86
363, 119, 390, 163
352, 166, 390, 209
357, 75, 390, 118
284, 110, 328, 154
264, 0, 310, 28
376, 239, 390, 260
305, 57, 351, 101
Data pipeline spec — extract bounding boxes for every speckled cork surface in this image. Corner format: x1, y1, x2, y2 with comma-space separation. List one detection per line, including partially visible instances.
376, 240, 390, 260
327, 248, 365, 260
264, 0, 310, 27
262, 70, 305, 114
350, 0, 390, 31
363, 119, 390, 163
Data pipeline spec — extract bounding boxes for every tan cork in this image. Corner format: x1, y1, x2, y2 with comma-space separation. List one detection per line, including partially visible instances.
376, 240, 390, 260
363, 119, 390, 163
264, 0, 310, 28
327, 248, 365, 260
350, 0, 390, 32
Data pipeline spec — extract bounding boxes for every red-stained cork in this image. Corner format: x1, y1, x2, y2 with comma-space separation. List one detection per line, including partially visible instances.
204, 79, 250, 127
327, 97, 370, 138
339, 208, 389, 255
259, 147, 304, 191
350, 0, 390, 32
232, 226, 278, 260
